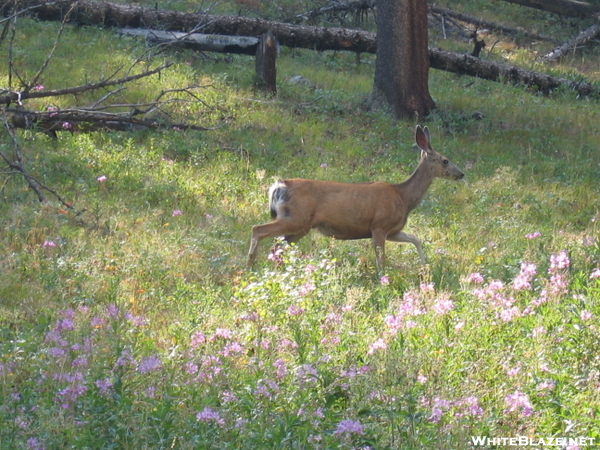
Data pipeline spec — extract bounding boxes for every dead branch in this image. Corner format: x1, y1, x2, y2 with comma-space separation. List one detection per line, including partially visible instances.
1, 115, 83, 211
285, 0, 375, 25
429, 5, 559, 44
499, 0, 599, 18
541, 19, 600, 62
0, 1, 57, 25
4, 106, 214, 134
0, 63, 175, 106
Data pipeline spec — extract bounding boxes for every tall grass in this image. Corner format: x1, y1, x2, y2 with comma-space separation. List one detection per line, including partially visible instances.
1, 13, 599, 450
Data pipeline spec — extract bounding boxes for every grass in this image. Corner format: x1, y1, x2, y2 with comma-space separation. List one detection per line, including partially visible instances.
1, 7, 600, 450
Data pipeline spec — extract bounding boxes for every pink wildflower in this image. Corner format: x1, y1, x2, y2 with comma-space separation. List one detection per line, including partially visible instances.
287, 305, 305, 316
333, 419, 364, 436
428, 398, 451, 423
549, 250, 570, 272
196, 407, 225, 426
504, 390, 533, 416
432, 297, 454, 315
137, 355, 161, 374
466, 272, 484, 283
512, 262, 537, 291
367, 338, 387, 355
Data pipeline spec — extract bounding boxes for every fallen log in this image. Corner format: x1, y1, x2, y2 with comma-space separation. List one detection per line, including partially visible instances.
119, 28, 260, 55
500, 0, 600, 18
541, 21, 600, 62
3, 0, 599, 97
1, 0, 376, 52
429, 5, 559, 43
429, 47, 598, 96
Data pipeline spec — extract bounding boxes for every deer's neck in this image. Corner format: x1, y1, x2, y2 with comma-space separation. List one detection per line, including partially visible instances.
394, 158, 434, 213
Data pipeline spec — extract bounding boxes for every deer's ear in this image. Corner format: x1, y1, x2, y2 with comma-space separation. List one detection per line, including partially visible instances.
415, 125, 431, 152
423, 126, 431, 145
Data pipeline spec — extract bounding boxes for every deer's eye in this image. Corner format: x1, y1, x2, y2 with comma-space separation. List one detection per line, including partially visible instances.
443, 159, 449, 165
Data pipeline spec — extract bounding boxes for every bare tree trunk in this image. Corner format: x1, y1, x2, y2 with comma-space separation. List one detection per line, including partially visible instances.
255, 30, 278, 94
371, 0, 435, 120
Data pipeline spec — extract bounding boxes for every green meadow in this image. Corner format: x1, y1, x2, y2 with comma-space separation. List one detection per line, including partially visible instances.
1, 2, 599, 448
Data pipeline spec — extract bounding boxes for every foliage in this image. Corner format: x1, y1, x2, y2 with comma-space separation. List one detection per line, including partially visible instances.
1, 3, 600, 449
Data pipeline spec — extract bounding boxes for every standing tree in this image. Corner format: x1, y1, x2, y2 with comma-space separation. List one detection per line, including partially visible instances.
371, 0, 435, 120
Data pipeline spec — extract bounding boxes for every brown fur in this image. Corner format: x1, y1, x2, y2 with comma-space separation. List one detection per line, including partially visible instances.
247, 126, 464, 272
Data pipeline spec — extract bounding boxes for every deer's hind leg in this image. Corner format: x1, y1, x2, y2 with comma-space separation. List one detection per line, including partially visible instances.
248, 220, 308, 267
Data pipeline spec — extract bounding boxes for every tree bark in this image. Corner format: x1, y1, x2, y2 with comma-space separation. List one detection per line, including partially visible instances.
255, 30, 278, 94
371, 0, 435, 119
499, 0, 599, 18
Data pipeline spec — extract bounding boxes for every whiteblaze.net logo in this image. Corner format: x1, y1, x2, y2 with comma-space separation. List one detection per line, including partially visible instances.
471, 436, 596, 447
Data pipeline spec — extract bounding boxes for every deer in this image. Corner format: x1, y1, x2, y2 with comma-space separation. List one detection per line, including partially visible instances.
247, 125, 464, 272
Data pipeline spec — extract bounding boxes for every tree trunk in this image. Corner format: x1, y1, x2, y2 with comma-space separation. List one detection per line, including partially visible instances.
371, 0, 435, 120
255, 30, 278, 94
500, 0, 599, 18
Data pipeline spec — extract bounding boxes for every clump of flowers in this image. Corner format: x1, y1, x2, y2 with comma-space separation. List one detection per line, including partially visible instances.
426, 395, 484, 423
504, 390, 533, 417
333, 419, 364, 436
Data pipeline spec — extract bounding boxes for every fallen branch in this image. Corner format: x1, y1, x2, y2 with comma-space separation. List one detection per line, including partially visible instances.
1, 115, 83, 210
4, 107, 213, 134
499, 0, 600, 18
119, 28, 260, 55
541, 20, 600, 62
0, 62, 174, 106
285, 0, 374, 24
429, 5, 559, 44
